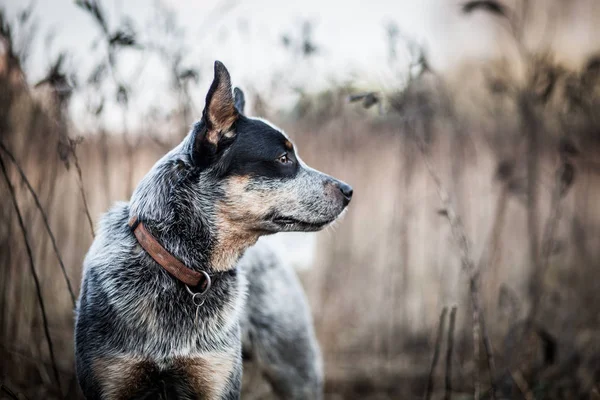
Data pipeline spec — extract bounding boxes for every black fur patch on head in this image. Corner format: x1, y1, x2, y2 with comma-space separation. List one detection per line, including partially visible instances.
219, 116, 299, 180
190, 121, 236, 170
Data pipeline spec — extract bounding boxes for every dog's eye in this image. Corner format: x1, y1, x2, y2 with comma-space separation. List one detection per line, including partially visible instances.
276, 153, 291, 165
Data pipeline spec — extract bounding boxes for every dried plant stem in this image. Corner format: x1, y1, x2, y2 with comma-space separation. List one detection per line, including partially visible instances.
510, 369, 534, 400
445, 306, 457, 400
425, 306, 448, 400
0, 383, 19, 400
0, 156, 62, 391
0, 142, 76, 306
478, 187, 508, 276
519, 94, 542, 322
479, 309, 497, 396
72, 147, 95, 238
528, 160, 568, 322
472, 293, 481, 400
99, 130, 112, 207
526, 143, 540, 292
477, 182, 510, 389
415, 140, 497, 399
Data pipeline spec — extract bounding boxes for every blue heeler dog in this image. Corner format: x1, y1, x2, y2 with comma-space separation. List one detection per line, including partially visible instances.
74, 61, 353, 399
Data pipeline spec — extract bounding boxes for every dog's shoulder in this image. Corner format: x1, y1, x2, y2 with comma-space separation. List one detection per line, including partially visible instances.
83, 201, 136, 273
77, 201, 134, 322
80, 201, 152, 305
76, 201, 154, 355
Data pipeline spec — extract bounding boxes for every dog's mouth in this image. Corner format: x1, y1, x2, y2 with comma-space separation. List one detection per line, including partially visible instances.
270, 215, 335, 232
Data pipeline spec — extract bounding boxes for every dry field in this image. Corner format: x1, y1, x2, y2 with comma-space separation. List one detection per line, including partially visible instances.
2, 2, 600, 399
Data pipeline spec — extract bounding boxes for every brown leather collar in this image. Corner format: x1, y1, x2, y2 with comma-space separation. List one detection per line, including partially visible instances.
128, 216, 210, 292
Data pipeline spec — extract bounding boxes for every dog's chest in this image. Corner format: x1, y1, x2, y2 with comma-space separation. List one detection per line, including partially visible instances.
93, 352, 237, 399
128, 294, 243, 358
99, 266, 246, 355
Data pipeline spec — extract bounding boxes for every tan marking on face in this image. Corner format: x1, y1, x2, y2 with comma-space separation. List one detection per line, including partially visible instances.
174, 352, 236, 399
93, 356, 155, 400
284, 140, 294, 151
209, 175, 273, 271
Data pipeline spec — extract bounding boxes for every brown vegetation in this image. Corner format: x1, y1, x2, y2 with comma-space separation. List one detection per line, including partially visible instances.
2, 1, 600, 399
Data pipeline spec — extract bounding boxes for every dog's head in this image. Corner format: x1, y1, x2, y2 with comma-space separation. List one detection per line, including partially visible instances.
131, 61, 352, 270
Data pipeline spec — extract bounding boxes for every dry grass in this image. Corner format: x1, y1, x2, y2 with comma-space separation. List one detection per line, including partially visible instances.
2, 2, 600, 399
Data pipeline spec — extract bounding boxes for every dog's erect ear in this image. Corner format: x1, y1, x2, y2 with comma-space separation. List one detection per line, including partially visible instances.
193, 61, 238, 167
234, 87, 245, 115
202, 61, 238, 141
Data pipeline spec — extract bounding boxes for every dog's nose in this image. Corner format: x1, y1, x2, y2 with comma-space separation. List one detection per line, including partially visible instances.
336, 181, 353, 204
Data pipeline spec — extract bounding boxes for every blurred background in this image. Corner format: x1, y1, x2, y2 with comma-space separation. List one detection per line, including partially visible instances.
1, 0, 600, 398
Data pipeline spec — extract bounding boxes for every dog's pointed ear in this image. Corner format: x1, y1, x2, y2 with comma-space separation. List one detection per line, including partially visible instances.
234, 87, 245, 115
193, 61, 239, 167
202, 61, 238, 141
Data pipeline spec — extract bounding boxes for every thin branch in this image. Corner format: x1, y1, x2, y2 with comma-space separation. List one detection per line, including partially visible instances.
473, 291, 481, 400
0, 383, 19, 400
528, 158, 573, 321
415, 138, 497, 399
0, 155, 62, 391
510, 370, 534, 400
0, 142, 76, 306
479, 310, 497, 398
477, 185, 508, 274
445, 306, 457, 400
475, 185, 507, 392
425, 306, 448, 400
521, 95, 541, 322
71, 139, 95, 238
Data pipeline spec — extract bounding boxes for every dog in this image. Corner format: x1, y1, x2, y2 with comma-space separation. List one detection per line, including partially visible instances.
75, 61, 352, 399
238, 236, 324, 399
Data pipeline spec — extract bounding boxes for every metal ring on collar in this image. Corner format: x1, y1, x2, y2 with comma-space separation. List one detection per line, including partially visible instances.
190, 292, 205, 307
185, 270, 212, 300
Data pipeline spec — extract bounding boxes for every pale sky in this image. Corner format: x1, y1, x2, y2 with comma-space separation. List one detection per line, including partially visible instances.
2, 0, 599, 130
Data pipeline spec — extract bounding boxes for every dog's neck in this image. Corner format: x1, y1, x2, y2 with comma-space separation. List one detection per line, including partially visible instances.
128, 149, 260, 275
136, 215, 256, 276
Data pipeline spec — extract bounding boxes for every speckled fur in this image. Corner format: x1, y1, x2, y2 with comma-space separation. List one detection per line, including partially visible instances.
240, 239, 324, 399
75, 61, 350, 399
